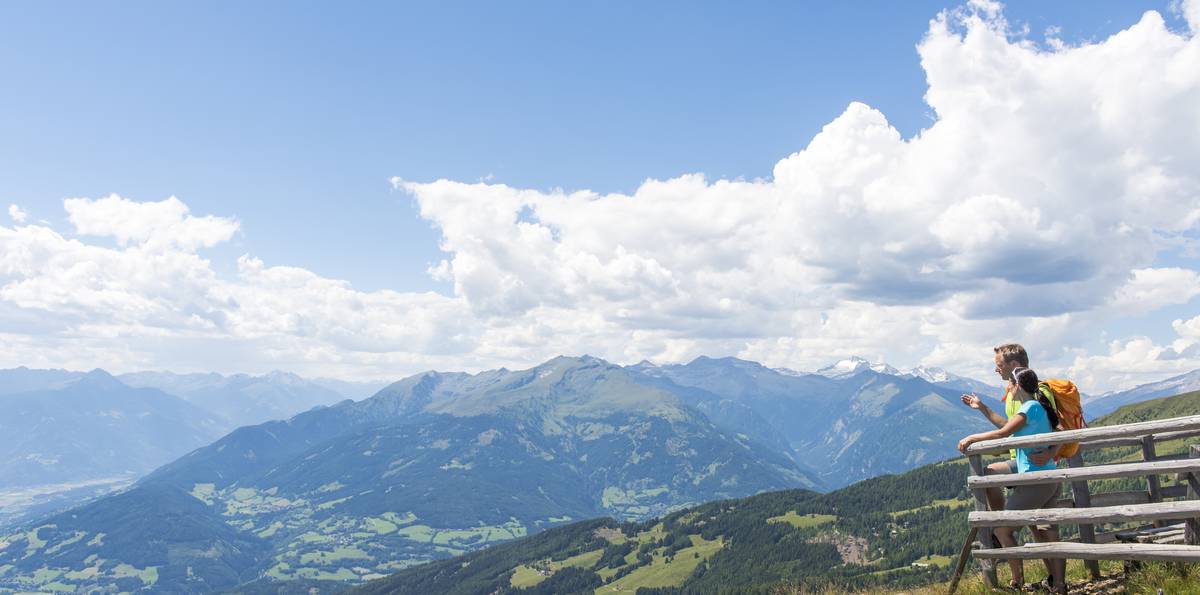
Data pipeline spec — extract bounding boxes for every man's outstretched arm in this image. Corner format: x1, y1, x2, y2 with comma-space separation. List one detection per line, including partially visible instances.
960, 393, 1007, 428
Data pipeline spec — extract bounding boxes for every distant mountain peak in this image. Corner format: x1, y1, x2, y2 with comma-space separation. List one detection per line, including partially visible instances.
905, 365, 950, 383
264, 370, 306, 385
816, 356, 898, 378
71, 368, 125, 390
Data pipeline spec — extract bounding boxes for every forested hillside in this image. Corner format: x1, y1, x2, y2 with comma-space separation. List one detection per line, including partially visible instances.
351, 390, 1200, 594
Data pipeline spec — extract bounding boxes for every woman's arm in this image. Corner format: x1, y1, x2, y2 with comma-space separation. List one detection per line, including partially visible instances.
1028, 442, 1063, 467
958, 413, 1026, 453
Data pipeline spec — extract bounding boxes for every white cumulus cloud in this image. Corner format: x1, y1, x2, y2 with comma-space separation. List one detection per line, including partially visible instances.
2, 3, 1200, 392
7, 204, 27, 224
65, 194, 239, 251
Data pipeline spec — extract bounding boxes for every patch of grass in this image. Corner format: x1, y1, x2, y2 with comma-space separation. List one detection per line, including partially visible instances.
256, 521, 285, 538
190, 483, 215, 505
636, 522, 666, 544
64, 563, 101, 580
889, 497, 971, 518
597, 565, 620, 581
381, 511, 417, 526
433, 523, 527, 547
293, 567, 357, 581
557, 548, 604, 570
299, 547, 371, 565
365, 517, 397, 535
25, 525, 52, 553
509, 564, 548, 588
509, 548, 614, 589
767, 511, 838, 529
296, 531, 332, 544
597, 535, 723, 593
1125, 561, 1200, 594
316, 495, 353, 510
233, 487, 258, 501
911, 554, 952, 568
44, 531, 86, 555
265, 562, 291, 580
871, 559, 1127, 595
86, 532, 104, 546
111, 563, 157, 585
395, 524, 437, 543
32, 567, 63, 583
594, 527, 627, 545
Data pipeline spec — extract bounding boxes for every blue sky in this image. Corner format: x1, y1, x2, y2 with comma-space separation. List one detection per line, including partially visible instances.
2, 1, 1199, 390
2, 0, 1172, 292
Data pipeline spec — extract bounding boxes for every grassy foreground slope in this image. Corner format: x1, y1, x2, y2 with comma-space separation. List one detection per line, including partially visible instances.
351, 390, 1200, 594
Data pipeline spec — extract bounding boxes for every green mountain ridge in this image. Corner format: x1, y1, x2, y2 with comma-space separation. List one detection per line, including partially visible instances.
347, 389, 1200, 595
0, 357, 819, 593
5, 356, 1190, 594
630, 356, 993, 487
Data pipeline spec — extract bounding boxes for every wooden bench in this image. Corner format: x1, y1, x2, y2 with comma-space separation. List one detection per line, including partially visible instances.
950, 414, 1200, 591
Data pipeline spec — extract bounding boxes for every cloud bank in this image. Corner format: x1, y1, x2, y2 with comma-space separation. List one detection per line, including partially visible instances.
2, 3, 1199, 391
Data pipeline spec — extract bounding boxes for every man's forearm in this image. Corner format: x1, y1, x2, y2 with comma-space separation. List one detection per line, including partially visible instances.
977, 404, 1006, 428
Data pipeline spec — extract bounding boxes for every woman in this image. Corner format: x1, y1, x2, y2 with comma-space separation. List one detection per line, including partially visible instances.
958, 367, 1066, 593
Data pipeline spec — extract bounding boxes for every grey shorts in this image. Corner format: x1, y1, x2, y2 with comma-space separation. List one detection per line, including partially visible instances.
1006, 482, 1060, 511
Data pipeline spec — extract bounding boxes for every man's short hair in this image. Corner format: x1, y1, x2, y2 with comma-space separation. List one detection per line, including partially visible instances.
994, 343, 1029, 367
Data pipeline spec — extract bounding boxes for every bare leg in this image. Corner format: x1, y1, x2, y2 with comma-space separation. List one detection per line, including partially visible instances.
1030, 526, 1066, 591
994, 525, 1023, 585
984, 461, 1012, 512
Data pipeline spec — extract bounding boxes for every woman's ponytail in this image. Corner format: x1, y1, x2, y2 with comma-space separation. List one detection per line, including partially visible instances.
1014, 367, 1060, 429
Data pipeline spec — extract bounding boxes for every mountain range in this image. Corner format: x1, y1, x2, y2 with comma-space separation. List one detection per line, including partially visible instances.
117, 370, 362, 431
1, 355, 1195, 593
0, 356, 822, 593
349, 388, 1200, 595
1085, 368, 1200, 418
0, 367, 377, 529
628, 356, 992, 486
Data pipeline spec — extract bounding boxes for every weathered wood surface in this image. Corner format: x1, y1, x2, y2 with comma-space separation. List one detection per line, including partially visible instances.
973, 542, 1200, 561
963, 415, 1200, 456
1079, 428, 1200, 452
969, 500, 1200, 527
966, 459, 1200, 489
1141, 436, 1165, 528
1115, 522, 1186, 544
1189, 445, 1200, 546
947, 526, 977, 595
967, 454, 997, 587
1066, 452, 1102, 579
1054, 485, 1191, 509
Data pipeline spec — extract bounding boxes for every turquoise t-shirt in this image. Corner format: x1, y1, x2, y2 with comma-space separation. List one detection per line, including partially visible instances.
1014, 400, 1057, 473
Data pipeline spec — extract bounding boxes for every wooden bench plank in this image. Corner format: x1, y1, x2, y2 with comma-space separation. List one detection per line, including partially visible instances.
969, 500, 1200, 527
963, 415, 1200, 456
1079, 429, 1200, 453
967, 459, 1200, 489
973, 542, 1200, 561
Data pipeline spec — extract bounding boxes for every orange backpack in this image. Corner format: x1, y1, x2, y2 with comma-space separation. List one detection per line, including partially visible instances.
1038, 379, 1085, 459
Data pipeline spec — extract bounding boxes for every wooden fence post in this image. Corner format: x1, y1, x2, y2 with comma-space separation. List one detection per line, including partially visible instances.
1141, 436, 1164, 528
968, 454, 997, 587
1067, 452, 1102, 580
1188, 445, 1200, 546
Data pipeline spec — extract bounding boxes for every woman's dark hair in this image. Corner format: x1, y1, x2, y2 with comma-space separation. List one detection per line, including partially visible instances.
1013, 367, 1060, 429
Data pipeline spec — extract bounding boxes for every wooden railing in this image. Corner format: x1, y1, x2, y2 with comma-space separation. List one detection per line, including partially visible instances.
953, 414, 1200, 590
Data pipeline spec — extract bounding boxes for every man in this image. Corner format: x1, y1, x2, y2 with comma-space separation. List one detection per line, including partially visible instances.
960, 343, 1027, 512
960, 344, 1065, 592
